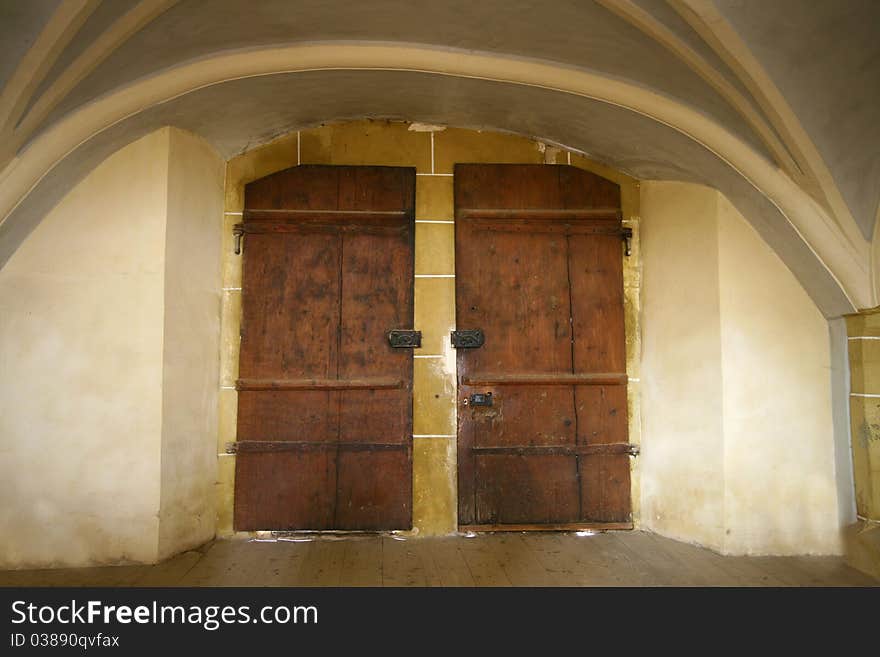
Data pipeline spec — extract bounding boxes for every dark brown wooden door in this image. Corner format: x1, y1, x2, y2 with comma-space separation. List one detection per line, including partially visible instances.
455, 164, 632, 530
233, 165, 415, 531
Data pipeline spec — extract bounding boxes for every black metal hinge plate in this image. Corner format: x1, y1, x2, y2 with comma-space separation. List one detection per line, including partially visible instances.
451, 329, 485, 349
622, 226, 633, 256
388, 329, 422, 348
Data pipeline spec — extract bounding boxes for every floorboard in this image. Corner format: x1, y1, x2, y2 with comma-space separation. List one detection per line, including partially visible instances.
0, 531, 875, 587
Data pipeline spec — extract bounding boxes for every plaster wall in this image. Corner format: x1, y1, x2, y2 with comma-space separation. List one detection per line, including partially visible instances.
640, 181, 843, 555
639, 182, 725, 550
0, 130, 168, 568
717, 193, 840, 555
157, 129, 224, 560
0, 126, 224, 569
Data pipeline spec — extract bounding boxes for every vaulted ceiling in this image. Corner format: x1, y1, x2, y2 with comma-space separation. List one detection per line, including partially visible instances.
1, 0, 878, 316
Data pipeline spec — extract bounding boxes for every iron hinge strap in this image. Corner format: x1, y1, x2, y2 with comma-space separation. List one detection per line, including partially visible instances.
621, 226, 633, 257
232, 223, 244, 255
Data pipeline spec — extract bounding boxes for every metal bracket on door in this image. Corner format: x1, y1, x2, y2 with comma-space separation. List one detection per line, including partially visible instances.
621, 227, 633, 257
233, 223, 244, 255
451, 329, 485, 349
388, 329, 422, 348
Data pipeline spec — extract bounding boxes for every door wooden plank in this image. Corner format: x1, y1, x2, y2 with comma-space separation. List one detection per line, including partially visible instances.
569, 225, 630, 522
335, 449, 412, 529
579, 453, 632, 523
235, 451, 336, 530
569, 233, 626, 374
238, 231, 341, 380
475, 454, 579, 524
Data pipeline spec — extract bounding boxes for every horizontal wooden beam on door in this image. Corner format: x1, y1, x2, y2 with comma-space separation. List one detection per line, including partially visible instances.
466, 222, 627, 236
244, 209, 408, 221
458, 208, 621, 220
236, 377, 403, 391
462, 372, 628, 386
236, 222, 407, 236
470, 443, 638, 456
227, 441, 410, 454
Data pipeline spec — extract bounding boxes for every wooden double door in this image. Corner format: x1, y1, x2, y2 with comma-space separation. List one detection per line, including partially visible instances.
232, 163, 631, 532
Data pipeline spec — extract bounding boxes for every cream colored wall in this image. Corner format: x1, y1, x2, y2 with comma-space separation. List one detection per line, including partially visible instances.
0, 130, 168, 568
0, 126, 224, 569
717, 194, 840, 555
158, 129, 225, 559
640, 181, 843, 555
640, 182, 726, 550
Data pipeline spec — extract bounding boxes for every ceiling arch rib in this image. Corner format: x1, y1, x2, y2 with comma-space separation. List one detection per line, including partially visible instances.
2, 0, 180, 169
668, 0, 870, 247
0, 44, 869, 315
594, 0, 800, 178
22, 0, 774, 163
0, 0, 99, 140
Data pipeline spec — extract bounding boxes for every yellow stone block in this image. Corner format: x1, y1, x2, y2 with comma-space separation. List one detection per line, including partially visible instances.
415, 176, 454, 220
627, 383, 641, 443
846, 310, 880, 338
415, 223, 455, 275
221, 214, 243, 289
413, 357, 457, 436
215, 455, 236, 536
225, 131, 299, 211
299, 120, 431, 172
844, 521, 880, 580
217, 388, 238, 453
623, 219, 641, 286
627, 381, 642, 525
225, 184, 245, 214
414, 277, 455, 355
219, 290, 241, 387
413, 437, 457, 535
624, 285, 641, 381
850, 395, 880, 519
433, 127, 543, 174
849, 339, 880, 394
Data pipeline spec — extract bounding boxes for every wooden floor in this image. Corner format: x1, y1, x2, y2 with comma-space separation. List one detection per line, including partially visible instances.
0, 531, 875, 587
